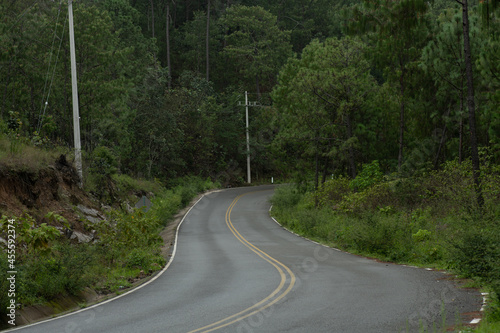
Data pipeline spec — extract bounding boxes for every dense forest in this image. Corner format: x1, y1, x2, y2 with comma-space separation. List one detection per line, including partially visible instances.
1, 0, 500, 329
0, 0, 498, 186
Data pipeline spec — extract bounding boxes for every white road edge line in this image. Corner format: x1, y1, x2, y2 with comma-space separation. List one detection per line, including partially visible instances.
269, 206, 338, 251
470, 293, 489, 325
269, 204, 488, 328
6, 194, 207, 332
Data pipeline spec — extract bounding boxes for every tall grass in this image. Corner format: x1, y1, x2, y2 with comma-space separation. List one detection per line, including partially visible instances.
0, 137, 64, 171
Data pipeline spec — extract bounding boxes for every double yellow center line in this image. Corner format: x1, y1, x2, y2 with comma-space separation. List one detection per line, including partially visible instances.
188, 192, 296, 332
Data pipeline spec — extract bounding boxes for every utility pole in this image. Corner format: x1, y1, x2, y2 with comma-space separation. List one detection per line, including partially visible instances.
68, 0, 83, 186
245, 91, 250, 184
239, 91, 259, 184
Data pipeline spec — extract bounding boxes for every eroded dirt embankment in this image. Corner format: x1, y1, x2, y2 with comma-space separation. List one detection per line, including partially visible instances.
0, 155, 105, 327
0, 154, 100, 234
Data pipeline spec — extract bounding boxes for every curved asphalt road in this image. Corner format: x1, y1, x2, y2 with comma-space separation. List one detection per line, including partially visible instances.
10, 185, 481, 332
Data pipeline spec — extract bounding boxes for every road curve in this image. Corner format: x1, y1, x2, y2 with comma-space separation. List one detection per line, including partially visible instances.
9, 185, 481, 333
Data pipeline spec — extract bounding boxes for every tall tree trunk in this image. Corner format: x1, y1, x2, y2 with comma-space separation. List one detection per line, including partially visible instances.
186, 0, 191, 21
2, 63, 11, 118
322, 157, 328, 185
459, 87, 464, 163
314, 137, 319, 191
150, 0, 155, 38
255, 74, 261, 100
30, 82, 35, 133
461, 0, 484, 207
166, 1, 171, 89
346, 111, 357, 179
206, 0, 210, 82
398, 63, 405, 173
434, 106, 451, 169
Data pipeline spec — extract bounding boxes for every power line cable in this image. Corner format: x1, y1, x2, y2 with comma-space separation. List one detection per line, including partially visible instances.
5, 1, 41, 33
37, 1, 66, 134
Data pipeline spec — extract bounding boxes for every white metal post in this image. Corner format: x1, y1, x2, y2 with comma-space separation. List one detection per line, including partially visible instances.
245, 91, 251, 184
68, 0, 83, 185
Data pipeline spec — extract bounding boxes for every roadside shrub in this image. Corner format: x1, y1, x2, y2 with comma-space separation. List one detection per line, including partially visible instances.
271, 185, 302, 208
450, 227, 500, 281
125, 247, 165, 271
349, 160, 384, 191
412, 229, 432, 243
314, 177, 351, 208
15, 241, 97, 305
338, 182, 393, 213
346, 213, 404, 258
167, 176, 216, 207
150, 189, 182, 226
422, 160, 476, 215
98, 210, 163, 249
390, 177, 425, 209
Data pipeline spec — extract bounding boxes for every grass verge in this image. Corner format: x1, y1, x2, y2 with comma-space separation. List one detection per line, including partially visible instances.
270, 160, 500, 331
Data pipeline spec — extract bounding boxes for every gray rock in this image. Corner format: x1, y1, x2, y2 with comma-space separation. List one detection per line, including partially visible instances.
76, 204, 100, 217
70, 231, 92, 243
76, 204, 105, 224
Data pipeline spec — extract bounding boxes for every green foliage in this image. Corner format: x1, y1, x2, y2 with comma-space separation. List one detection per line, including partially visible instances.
1, 213, 60, 254
412, 229, 432, 242
27, 223, 60, 254
95, 209, 161, 252
449, 226, 500, 281
271, 185, 303, 208
87, 146, 118, 201
112, 174, 164, 194
90, 146, 118, 177
220, 5, 292, 94
125, 247, 164, 271
315, 177, 350, 208
17, 242, 98, 304
272, 36, 379, 181
350, 160, 384, 191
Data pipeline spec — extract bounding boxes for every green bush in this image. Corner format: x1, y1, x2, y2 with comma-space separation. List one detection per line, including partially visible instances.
86, 146, 118, 201
125, 247, 165, 271
13, 242, 98, 305
350, 160, 384, 191
338, 182, 393, 213
450, 227, 500, 280
150, 190, 182, 226
89, 146, 117, 177
271, 185, 302, 208
315, 177, 350, 208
